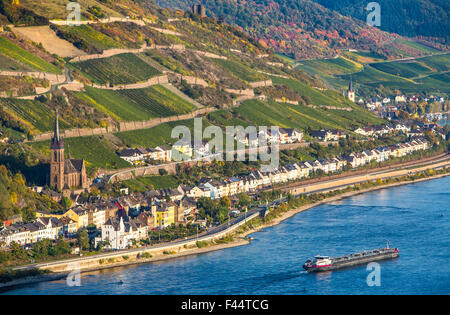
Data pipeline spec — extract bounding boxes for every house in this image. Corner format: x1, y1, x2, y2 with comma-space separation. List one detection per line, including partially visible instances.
354, 127, 375, 137
395, 123, 410, 133
118, 148, 142, 163
297, 162, 312, 178
279, 128, 303, 143
155, 202, 176, 228
327, 129, 347, 141
96, 217, 139, 250
172, 139, 193, 159
283, 163, 300, 181
193, 140, 210, 157
88, 208, 107, 228
395, 95, 406, 103
64, 207, 89, 229
204, 179, 225, 199
310, 130, 330, 141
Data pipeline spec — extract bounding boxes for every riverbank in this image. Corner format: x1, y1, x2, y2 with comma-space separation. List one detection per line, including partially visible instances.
1, 168, 448, 290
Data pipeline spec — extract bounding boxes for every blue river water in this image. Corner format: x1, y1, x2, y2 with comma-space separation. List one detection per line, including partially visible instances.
4, 176, 450, 295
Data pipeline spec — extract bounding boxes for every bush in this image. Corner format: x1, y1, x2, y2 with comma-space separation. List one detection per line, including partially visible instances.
140, 252, 152, 259
196, 241, 209, 248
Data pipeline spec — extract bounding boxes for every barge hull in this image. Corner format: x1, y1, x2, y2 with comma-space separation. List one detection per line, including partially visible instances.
305, 252, 398, 272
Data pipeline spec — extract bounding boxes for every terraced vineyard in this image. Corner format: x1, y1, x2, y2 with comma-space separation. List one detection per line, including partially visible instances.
213, 58, 268, 83
296, 56, 362, 76
0, 36, 62, 74
224, 99, 384, 131
76, 85, 195, 121
0, 98, 70, 133
270, 76, 353, 107
371, 61, 434, 79
72, 53, 161, 85
115, 118, 212, 148
51, 24, 125, 53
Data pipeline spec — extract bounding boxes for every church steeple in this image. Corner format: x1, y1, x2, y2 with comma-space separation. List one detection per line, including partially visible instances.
347, 77, 355, 103
51, 109, 64, 149
50, 109, 65, 191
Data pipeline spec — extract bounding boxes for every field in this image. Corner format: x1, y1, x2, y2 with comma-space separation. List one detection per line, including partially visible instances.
0, 98, 70, 133
72, 53, 161, 85
76, 85, 195, 121
212, 58, 268, 83
0, 36, 62, 74
28, 136, 130, 172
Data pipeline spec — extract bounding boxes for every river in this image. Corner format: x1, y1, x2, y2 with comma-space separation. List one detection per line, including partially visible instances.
3, 176, 450, 295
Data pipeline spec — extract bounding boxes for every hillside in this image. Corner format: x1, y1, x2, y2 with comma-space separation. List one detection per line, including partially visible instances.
0, 0, 387, 184
296, 51, 450, 98
311, 0, 450, 44
154, 0, 436, 60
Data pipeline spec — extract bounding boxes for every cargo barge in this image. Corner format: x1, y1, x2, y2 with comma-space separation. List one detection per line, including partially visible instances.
303, 244, 399, 272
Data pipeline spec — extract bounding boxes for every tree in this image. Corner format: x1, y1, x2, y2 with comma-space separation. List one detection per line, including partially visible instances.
158, 168, 168, 176
220, 196, 231, 209
21, 206, 36, 223
60, 196, 72, 210
238, 192, 250, 207
77, 229, 89, 251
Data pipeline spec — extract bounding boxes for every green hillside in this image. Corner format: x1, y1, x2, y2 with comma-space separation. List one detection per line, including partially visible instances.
75, 85, 195, 121
0, 36, 61, 74
71, 53, 161, 85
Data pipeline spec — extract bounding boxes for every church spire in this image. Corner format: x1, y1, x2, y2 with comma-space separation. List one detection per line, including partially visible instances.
51, 109, 64, 148
348, 77, 354, 92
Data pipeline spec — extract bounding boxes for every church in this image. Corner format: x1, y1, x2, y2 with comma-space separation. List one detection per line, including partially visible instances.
50, 110, 88, 191
347, 78, 355, 103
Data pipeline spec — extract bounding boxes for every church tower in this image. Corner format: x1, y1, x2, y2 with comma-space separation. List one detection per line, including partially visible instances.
50, 109, 65, 191
347, 78, 355, 103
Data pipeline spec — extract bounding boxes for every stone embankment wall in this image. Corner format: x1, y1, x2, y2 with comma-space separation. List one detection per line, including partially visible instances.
191, 50, 228, 60
50, 17, 145, 26
249, 79, 272, 88
118, 107, 214, 131
173, 74, 209, 87
224, 88, 254, 96
30, 107, 214, 142
0, 71, 65, 84
90, 75, 168, 90
273, 98, 353, 111
69, 44, 185, 63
